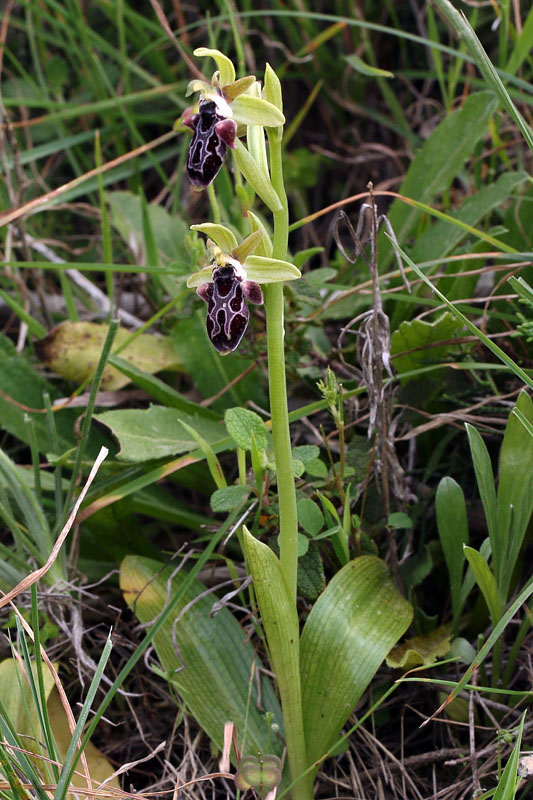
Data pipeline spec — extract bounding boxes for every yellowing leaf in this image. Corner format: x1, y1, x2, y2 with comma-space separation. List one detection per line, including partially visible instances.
35, 322, 183, 390
386, 623, 452, 669
0, 658, 119, 797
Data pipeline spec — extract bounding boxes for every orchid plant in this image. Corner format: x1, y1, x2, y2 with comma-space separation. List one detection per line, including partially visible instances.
175, 49, 412, 800
180, 47, 309, 797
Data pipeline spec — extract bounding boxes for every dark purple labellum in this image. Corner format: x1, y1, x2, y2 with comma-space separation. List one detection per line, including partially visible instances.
197, 265, 263, 354
184, 99, 237, 188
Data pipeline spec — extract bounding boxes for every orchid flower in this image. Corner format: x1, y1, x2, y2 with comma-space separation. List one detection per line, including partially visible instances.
182, 48, 285, 187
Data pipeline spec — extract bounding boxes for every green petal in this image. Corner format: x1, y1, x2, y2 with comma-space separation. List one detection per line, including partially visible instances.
187, 267, 214, 288
231, 95, 285, 127
185, 79, 211, 98
243, 255, 301, 283
224, 75, 256, 103
231, 230, 263, 263
193, 47, 235, 87
247, 212, 273, 258
263, 63, 283, 112
190, 223, 238, 253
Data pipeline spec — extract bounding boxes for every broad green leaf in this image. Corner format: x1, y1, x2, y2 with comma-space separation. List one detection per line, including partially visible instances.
297, 543, 326, 601
463, 546, 502, 624
0, 334, 96, 455
107, 191, 189, 269
0, 659, 119, 796
190, 223, 238, 253
120, 556, 282, 761
210, 485, 249, 511
94, 406, 225, 462
35, 322, 183, 391
300, 557, 412, 765
231, 94, 285, 127
193, 47, 235, 86
391, 312, 463, 380
436, 477, 469, 628
241, 528, 310, 793
224, 407, 267, 451
410, 171, 528, 264
171, 310, 267, 411
381, 91, 498, 267
495, 391, 533, 599
297, 498, 324, 537
387, 512, 413, 530
386, 624, 452, 669
466, 423, 497, 544
345, 54, 394, 78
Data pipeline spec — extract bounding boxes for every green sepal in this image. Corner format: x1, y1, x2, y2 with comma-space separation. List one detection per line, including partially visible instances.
190, 223, 238, 253
193, 47, 235, 86
244, 256, 301, 283
231, 94, 285, 127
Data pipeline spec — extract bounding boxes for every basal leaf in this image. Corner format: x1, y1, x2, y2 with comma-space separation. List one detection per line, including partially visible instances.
210, 485, 249, 512
120, 556, 282, 760
300, 557, 412, 765
436, 477, 469, 628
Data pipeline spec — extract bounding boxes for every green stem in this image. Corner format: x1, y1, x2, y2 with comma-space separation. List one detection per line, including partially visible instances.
264, 129, 313, 800
264, 129, 298, 600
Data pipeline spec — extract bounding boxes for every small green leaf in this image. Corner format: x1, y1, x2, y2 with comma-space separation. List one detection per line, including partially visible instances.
179, 420, 226, 490
292, 445, 320, 464
387, 512, 413, 529
231, 94, 285, 127
300, 557, 412, 765
297, 498, 324, 537
210, 485, 249, 512
193, 47, 235, 86
225, 407, 267, 451
463, 546, 502, 624
292, 458, 305, 478
190, 223, 238, 253
346, 54, 394, 78
305, 458, 328, 478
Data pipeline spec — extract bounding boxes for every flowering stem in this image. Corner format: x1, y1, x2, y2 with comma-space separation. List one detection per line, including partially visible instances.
264, 129, 314, 800
264, 128, 298, 600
